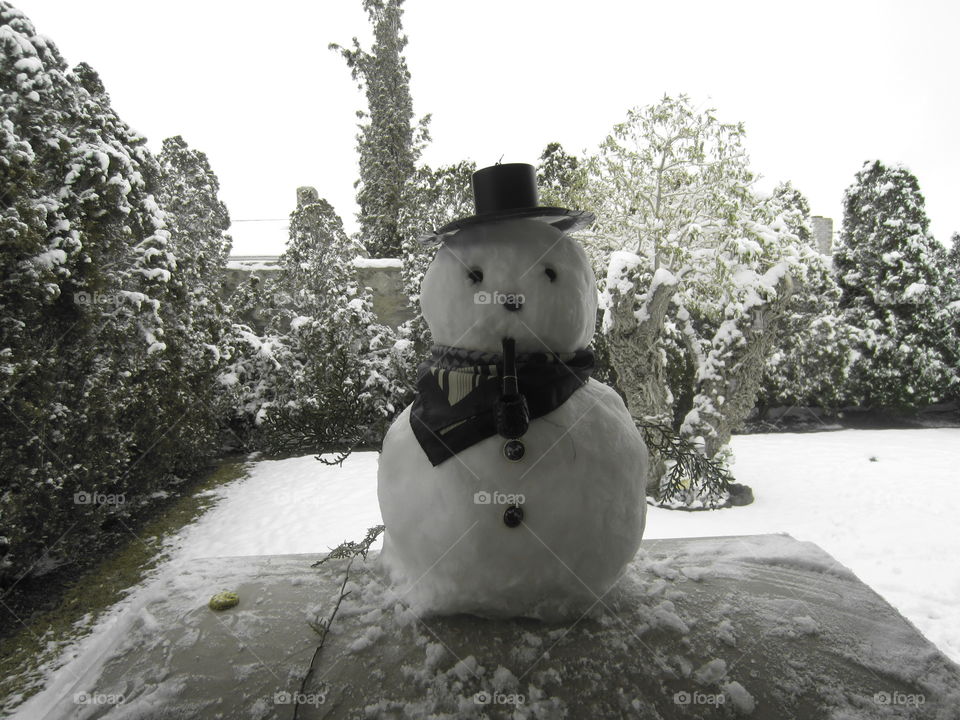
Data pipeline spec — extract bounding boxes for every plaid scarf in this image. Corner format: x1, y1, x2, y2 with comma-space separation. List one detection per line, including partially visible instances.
409, 344, 595, 466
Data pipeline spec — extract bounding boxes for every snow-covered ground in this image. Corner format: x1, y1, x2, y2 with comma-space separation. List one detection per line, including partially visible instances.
8, 428, 960, 717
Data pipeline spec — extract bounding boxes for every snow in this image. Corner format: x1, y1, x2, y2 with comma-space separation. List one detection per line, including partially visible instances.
903, 281, 927, 299
603, 250, 642, 298
288, 315, 312, 331
166, 454, 384, 559
8, 428, 960, 718
421, 219, 598, 353
31, 248, 66, 269
694, 657, 727, 684
135, 267, 171, 282
722, 680, 756, 713
352, 257, 402, 269
650, 266, 677, 291
224, 258, 280, 271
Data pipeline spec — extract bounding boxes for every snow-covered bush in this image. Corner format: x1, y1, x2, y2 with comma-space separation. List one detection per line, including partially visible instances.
221, 189, 414, 453
0, 5, 228, 584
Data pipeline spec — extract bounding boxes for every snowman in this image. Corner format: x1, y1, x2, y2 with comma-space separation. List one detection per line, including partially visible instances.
378, 163, 647, 619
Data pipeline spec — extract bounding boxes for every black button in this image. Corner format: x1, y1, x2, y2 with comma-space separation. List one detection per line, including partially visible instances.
503, 504, 524, 528
503, 439, 525, 461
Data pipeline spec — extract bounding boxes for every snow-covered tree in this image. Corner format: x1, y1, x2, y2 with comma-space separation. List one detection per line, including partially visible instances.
949, 233, 960, 273
395, 161, 474, 347
155, 134, 235, 447
332, 0, 429, 258
0, 4, 228, 585
222, 188, 411, 452
537, 142, 591, 213
834, 161, 959, 409
757, 183, 859, 410
156, 135, 231, 315
588, 95, 800, 504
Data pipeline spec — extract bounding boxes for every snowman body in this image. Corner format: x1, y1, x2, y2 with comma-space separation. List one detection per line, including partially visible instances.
378, 218, 647, 619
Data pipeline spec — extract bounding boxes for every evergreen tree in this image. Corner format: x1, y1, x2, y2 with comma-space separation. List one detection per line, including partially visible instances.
277, 188, 409, 435
949, 233, 960, 270
331, 0, 428, 258
0, 4, 226, 586
757, 183, 859, 410
947, 232, 960, 314
396, 161, 474, 339
222, 188, 411, 453
537, 142, 590, 211
834, 161, 958, 408
156, 134, 234, 449
947, 233, 960, 403
157, 135, 231, 303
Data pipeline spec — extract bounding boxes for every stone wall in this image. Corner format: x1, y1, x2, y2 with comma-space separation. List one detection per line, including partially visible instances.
351, 258, 415, 328
223, 256, 414, 331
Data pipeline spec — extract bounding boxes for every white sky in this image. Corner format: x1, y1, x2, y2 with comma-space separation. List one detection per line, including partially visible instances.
14, 0, 960, 256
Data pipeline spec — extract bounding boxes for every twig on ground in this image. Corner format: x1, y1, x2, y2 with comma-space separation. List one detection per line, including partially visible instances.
293, 558, 355, 720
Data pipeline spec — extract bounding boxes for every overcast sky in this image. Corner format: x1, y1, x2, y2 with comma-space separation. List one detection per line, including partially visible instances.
14, 0, 960, 256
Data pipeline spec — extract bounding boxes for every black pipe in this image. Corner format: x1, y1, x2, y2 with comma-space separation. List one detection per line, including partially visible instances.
495, 337, 529, 439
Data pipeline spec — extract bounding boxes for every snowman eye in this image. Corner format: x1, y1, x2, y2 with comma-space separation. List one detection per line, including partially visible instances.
544, 266, 557, 282
467, 268, 483, 284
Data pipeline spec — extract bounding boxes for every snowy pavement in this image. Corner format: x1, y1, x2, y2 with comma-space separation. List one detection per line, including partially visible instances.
8, 428, 960, 717
145, 428, 960, 666
180, 428, 960, 666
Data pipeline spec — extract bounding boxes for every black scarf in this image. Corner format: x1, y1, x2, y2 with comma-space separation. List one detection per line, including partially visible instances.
409, 344, 595, 466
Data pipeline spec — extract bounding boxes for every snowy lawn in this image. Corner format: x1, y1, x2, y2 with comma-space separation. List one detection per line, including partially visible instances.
166, 428, 960, 664
8, 428, 959, 717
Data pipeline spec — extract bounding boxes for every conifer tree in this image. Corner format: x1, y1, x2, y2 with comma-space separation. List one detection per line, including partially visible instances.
332, 0, 428, 258
0, 4, 227, 585
758, 183, 859, 410
396, 162, 475, 346
221, 188, 410, 453
834, 161, 958, 408
537, 142, 590, 212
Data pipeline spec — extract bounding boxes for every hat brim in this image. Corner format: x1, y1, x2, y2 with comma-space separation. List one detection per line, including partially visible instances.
418, 207, 594, 245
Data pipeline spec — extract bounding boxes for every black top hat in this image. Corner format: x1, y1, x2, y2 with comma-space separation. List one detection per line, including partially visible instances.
419, 163, 594, 244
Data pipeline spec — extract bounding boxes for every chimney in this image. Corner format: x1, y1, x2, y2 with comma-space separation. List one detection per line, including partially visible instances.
810, 216, 833, 256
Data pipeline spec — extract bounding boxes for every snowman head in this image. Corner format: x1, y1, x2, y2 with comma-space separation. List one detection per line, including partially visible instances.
420, 218, 597, 354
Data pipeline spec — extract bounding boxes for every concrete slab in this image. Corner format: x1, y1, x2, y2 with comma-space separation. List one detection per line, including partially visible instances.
48, 534, 960, 719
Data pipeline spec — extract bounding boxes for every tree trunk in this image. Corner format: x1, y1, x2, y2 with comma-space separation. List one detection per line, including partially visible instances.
604, 260, 678, 493
681, 273, 794, 458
